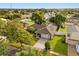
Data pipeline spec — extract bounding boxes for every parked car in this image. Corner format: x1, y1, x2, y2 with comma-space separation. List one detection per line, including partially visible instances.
76, 44, 79, 55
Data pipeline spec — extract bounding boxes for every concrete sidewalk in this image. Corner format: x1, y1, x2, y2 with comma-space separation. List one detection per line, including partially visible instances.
68, 45, 78, 56
33, 39, 48, 50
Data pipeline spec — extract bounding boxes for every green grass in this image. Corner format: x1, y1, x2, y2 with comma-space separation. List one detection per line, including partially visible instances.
10, 41, 21, 48
29, 36, 37, 46
49, 36, 67, 55
58, 27, 67, 33
24, 19, 35, 26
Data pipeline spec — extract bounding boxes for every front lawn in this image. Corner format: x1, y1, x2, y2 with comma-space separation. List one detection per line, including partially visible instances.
49, 35, 67, 55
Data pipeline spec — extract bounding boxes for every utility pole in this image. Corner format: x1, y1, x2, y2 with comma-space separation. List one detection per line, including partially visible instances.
10, 3, 12, 9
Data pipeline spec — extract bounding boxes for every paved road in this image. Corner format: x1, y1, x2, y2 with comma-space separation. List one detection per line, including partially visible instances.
33, 39, 48, 50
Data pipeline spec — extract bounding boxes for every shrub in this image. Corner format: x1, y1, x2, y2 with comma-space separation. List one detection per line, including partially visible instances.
45, 41, 51, 51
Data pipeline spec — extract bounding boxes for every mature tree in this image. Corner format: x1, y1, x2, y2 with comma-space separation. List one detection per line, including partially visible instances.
59, 9, 69, 16
0, 19, 6, 35
13, 10, 19, 13
50, 14, 66, 30
5, 13, 21, 20
31, 11, 45, 24
16, 47, 52, 56
0, 10, 9, 16
16, 48, 35, 56
5, 20, 36, 46
16, 47, 43, 56
0, 39, 10, 56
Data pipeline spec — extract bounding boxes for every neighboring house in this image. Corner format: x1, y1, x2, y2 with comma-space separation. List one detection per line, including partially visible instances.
51, 12, 56, 17
44, 12, 56, 20
66, 14, 74, 19
66, 32, 79, 55
0, 35, 7, 39
21, 13, 32, 19
44, 13, 50, 20
29, 23, 57, 40
0, 18, 7, 23
68, 14, 79, 23
20, 19, 35, 29
66, 32, 79, 45
44, 12, 56, 25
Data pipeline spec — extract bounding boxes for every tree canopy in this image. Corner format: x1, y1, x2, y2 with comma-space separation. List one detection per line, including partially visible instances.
5, 20, 36, 45
31, 11, 45, 24
50, 14, 66, 30
0, 19, 7, 35
0, 39, 10, 55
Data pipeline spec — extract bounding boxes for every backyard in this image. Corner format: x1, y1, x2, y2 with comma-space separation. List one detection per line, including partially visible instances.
49, 35, 68, 55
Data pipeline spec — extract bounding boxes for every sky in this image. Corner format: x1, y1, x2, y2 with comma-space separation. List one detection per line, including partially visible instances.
0, 3, 79, 9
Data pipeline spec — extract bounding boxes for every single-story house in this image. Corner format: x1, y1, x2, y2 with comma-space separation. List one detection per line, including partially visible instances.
21, 13, 32, 19
68, 14, 79, 23
29, 23, 57, 40
0, 18, 7, 23
20, 19, 35, 29
66, 32, 79, 45
44, 12, 56, 20
0, 35, 7, 39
